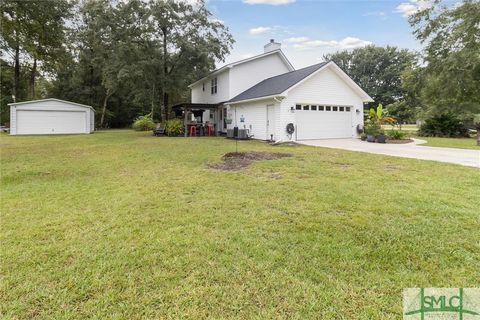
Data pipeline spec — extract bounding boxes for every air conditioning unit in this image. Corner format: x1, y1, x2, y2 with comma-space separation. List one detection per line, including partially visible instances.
226, 129, 234, 138
237, 129, 248, 139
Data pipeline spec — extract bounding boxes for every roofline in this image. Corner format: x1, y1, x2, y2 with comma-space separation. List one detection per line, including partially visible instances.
282, 61, 373, 102
188, 49, 295, 88
8, 98, 96, 111
227, 94, 284, 105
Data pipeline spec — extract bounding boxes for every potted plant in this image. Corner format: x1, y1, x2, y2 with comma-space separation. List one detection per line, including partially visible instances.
367, 104, 395, 143
360, 133, 367, 141
364, 119, 380, 142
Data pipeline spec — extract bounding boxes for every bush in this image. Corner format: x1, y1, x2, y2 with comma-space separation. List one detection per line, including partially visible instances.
164, 119, 184, 136
364, 120, 382, 136
386, 129, 408, 140
418, 113, 469, 137
132, 114, 156, 131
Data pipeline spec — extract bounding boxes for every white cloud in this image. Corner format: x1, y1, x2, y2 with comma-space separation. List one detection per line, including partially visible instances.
292, 37, 372, 51
363, 11, 387, 20
395, 0, 432, 17
209, 18, 224, 25
243, 0, 295, 5
249, 26, 272, 35
284, 37, 309, 43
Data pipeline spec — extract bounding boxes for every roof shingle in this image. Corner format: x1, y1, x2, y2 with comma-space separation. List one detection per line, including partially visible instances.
228, 62, 328, 103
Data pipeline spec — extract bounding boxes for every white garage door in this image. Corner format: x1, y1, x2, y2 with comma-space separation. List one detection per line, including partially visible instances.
296, 104, 352, 140
16, 110, 87, 135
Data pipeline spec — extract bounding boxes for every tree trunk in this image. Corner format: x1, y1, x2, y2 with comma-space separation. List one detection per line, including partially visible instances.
13, 44, 20, 102
162, 26, 168, 121
29, 58, 37, 99
476, 124, 480, 146
150, 83, 155, 119
100, 89, 112, 128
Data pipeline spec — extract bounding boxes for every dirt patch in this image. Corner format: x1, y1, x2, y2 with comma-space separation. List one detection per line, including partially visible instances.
208, 151, 292, 171
386, 139, 414, 144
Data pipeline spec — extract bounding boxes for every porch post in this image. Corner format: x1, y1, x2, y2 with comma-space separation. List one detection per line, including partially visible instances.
184, 107, 188, 137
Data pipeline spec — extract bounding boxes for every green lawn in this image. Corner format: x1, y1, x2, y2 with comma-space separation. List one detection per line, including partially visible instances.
419, 136, 479, 150
1, 130, 479, 319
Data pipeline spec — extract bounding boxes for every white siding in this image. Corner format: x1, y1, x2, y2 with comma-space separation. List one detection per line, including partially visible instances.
229, 54, 292, 98
278, 65, 364, 141
191, 51, 293, 104
191, 69, 230, 104
228, 98, 277, 140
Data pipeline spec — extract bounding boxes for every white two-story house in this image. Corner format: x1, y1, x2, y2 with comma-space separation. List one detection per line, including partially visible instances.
187, 40, 373, 141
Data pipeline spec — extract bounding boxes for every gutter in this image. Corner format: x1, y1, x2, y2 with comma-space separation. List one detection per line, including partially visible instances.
227, 94, 285, 105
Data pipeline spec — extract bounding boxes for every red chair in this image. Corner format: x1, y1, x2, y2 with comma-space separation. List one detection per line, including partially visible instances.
206, 124, 214, 136
189, 125, 196, 137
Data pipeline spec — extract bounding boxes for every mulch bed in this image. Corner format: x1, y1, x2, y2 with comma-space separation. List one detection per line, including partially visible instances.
386, 139, 414, 144
208, 151, 292, 171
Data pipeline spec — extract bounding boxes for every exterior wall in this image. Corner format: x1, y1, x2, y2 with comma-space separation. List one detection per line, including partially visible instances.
278, 65, 365, 141
9, 101, 93, 135
229, 54, 292, 98
227, 98, 277, 140
191, 69, 230, 104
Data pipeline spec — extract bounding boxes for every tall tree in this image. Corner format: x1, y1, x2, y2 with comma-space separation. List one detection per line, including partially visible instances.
409, 0, 480, 116
150, 0, 233, 120
324, 45, 415, 108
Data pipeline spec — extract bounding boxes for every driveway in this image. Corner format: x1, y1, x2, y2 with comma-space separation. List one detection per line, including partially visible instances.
298, 138, 480, 168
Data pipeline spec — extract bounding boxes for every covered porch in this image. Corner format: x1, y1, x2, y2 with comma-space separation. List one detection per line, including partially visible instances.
172, 103, 226, 137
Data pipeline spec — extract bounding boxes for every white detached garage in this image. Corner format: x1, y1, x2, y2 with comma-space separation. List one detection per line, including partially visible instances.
9, 99, 95, 135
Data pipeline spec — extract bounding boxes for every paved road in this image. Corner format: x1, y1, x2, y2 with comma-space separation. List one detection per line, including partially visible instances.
298, 138, 480, 168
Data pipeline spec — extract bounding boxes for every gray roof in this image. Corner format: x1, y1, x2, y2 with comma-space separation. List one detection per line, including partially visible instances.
228, 62, 328, 103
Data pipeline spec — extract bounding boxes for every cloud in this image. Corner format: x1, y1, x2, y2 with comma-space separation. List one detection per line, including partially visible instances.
249, 26, 272, 35
292, 37, 372, 50
395, 0, 432, 17
209, 18, 224, 25
363, 11, 387, 19
243, 0, 295, 5
284, 37, 309, 43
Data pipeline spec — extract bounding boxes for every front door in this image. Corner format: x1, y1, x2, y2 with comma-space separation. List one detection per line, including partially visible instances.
266, 104, 275, 140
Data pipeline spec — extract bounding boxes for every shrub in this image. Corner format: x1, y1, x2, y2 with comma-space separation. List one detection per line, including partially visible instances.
386, 129, 407, 140
364, 120, 382, 136
132, 114, 156, 131
164, 119, 184, 136
418, 113, 469, 137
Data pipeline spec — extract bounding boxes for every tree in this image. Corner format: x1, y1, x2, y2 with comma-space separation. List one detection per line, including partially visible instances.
1, 0, 72, 100
150, 0, 233, 120
409, 0, 480, 116
324, 45, 415, 108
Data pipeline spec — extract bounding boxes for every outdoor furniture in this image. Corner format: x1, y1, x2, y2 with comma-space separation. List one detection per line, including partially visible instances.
206, 123, 214, 136
152, 127, 165, 136
188, 125, 196, 136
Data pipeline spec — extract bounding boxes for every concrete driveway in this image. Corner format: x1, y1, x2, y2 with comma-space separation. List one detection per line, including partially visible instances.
298, 138, 480, 168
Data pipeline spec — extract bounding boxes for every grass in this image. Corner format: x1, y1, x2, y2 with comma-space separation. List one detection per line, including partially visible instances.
382, 124, 418, 132
1, 130, 479, 319
418, 136, 479, 150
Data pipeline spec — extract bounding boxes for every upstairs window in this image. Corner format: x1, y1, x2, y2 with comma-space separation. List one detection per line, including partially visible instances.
295, 104, 302, 110
211, 78, 217, 94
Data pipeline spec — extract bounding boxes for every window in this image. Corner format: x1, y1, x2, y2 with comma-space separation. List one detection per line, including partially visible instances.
295, 104, 302, 110
326, 106, 331, 111
211, 78, 217, 94
303, 105, 310, 110
311, 105, 317, 111
333, 106, 338, 111
339, 106, 344, 112
346, 107, 351, 112
202, 83, 205, 92
319, 106, 324, 111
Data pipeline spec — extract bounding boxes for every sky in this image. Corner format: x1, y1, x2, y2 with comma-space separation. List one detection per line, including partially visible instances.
206, 0, 433, 68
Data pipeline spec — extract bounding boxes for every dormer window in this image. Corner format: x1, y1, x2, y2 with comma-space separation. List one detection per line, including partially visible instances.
211, 77, 217, 95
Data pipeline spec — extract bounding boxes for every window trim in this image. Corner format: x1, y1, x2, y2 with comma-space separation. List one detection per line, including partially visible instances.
211, 78, 217, 95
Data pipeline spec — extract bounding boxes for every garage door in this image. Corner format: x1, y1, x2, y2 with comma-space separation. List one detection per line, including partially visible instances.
295, 104, 352, 140
16, 110, 87, 135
